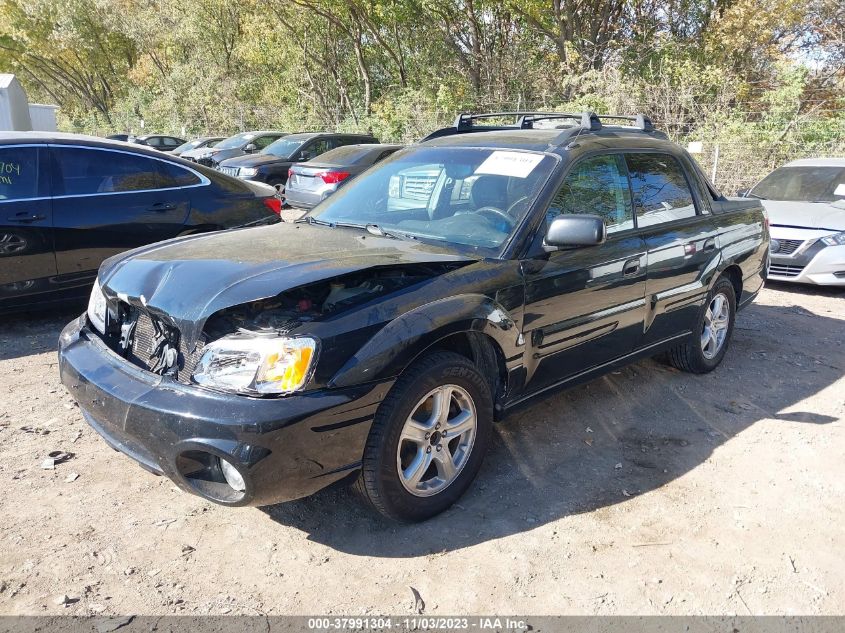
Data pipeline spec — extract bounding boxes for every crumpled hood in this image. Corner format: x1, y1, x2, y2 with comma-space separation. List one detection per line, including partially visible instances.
763, 200, 845, 232
99, 222, 474, 346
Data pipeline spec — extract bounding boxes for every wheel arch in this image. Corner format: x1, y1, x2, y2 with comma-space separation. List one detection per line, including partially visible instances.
328, 294, 518, 408
718, 263, 743, 304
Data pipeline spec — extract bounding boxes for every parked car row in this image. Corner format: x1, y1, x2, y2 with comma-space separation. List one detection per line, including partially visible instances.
106, 128, 404, 203
217, 132, 380, 189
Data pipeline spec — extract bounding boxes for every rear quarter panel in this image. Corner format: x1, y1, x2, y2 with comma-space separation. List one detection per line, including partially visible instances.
185, 171, 277, 231
712, 198, 769, 305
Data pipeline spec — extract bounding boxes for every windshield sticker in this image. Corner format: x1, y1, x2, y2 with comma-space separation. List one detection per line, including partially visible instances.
834, 183, 845, 196
0, 160, 22, 185
475, 151, 544, 178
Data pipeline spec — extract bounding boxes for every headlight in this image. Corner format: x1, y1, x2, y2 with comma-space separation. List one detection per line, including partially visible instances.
239, 167, 258, 177
192, 335, 318, 395
821, 232, 845, 246
87, 279, 107, 334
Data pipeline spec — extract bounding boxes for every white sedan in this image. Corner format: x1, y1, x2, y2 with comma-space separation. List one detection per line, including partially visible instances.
745, 158, 845, 286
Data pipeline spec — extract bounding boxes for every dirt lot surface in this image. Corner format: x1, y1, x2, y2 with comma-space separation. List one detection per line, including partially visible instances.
1, 283, 843, 616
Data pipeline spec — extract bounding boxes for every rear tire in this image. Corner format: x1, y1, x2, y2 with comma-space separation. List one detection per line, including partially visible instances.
667, 276, 736, 373
356, 352, 493, 522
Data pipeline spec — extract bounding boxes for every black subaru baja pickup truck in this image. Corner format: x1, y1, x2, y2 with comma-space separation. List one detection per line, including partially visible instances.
59, 111, 768, 522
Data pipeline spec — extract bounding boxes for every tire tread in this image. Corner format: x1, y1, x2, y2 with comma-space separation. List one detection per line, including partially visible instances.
356, 351, 490, 521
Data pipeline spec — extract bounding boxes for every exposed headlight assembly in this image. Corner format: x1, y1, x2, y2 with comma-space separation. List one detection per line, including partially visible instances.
192, 335, 318, 395
239, 167, 258, 177
87, 279, 108, 334
821, 232, 845, 246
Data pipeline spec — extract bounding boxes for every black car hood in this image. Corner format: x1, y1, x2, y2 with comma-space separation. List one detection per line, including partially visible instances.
220, 153, 288, 168
99, 222, 474, 346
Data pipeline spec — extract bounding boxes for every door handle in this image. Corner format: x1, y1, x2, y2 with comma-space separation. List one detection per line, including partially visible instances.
703, 237, 717, 251
622, 258, 641, 276
147, 203, 177, 212
6, 212, 46, 224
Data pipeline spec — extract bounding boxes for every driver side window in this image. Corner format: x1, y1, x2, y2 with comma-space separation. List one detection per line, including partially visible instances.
548, 154, 633, 234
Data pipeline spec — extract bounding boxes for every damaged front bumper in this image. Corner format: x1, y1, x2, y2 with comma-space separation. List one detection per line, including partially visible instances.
58, 315, 390, 506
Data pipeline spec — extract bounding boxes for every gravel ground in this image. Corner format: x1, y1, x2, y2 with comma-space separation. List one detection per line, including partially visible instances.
0, 282, 843, 616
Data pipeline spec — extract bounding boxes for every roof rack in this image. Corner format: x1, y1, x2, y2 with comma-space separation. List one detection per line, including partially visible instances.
420, 110, 655, 141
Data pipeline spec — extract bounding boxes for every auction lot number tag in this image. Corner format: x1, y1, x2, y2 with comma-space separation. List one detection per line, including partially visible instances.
475, 151, 544, 178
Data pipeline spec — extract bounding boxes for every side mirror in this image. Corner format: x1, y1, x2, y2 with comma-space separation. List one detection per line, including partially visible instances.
736, 188, 749, 198
244, 143, 258, 152
544, 215, 606, 251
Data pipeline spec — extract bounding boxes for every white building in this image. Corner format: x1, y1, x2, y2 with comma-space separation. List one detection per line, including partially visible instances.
0, 73, 59, 131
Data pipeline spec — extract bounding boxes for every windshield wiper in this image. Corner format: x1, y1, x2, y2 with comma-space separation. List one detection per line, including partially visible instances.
294, 216, 334, 227
746, 192, 766, 200
362, 223, 416, 241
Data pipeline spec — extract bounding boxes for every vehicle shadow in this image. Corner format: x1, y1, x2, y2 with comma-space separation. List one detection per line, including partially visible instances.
0, 306, 81, 362
261, 301, 844, 556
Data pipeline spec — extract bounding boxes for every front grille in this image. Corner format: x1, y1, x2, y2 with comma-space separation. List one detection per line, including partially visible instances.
219, 166, 239, 177
126, 311, 205, 384
769, 263, 805, 278
771, 238, 804, 255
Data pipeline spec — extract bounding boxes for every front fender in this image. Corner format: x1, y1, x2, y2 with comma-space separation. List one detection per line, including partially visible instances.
328, 294, 521, 388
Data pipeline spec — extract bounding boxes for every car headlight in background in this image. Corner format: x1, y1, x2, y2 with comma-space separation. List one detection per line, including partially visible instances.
239, 167, 258, 177
821, 232, 845, 246
192, 335, 318, 395
87, 279, 107, 334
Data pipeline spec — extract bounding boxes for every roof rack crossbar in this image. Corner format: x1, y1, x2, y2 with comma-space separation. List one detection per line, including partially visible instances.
454, 110, 604, 132
596, 113, 654, 132
422, 110, 655, 142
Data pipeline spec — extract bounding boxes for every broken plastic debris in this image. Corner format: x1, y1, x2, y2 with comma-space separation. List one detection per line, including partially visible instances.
409, 586, 425, 614
41, 451, 74, 469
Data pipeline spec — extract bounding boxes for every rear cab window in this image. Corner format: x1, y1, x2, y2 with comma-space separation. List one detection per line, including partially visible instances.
0, 146, 44, 201
626, 153, 697, 227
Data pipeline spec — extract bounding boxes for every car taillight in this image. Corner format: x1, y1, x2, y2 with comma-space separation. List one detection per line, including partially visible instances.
288, 169, 294, 180
263, 198, 282, 215
317, 171, 350, 184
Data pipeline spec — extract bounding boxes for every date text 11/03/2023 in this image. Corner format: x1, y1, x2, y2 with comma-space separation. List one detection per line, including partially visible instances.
306, 617, 529, 631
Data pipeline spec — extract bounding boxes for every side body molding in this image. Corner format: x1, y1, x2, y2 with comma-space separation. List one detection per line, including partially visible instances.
328, 294, 521, 389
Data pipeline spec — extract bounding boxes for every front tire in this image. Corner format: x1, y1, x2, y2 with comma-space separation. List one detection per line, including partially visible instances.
667, 276, 737, 373
356, 352, 493, 522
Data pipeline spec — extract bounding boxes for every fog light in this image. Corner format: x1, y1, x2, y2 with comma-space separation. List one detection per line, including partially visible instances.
218, 457, 246, 492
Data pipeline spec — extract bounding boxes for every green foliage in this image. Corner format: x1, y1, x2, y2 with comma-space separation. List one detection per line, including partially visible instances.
1, 0, 842, 189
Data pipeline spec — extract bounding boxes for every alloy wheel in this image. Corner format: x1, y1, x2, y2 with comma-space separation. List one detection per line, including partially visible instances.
396, 384, 477, 497
701, 292, 730, 360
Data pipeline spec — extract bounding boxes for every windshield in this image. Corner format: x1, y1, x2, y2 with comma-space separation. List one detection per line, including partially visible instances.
316, 145, 379, 164
174, 138, 208, 153
308, 146, 557, 254
215, 133, 255, 150
264, 137, 307, 159
750, 166, 845, 202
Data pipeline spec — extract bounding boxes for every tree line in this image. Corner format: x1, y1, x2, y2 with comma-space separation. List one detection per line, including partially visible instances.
1, 0, 843, 188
